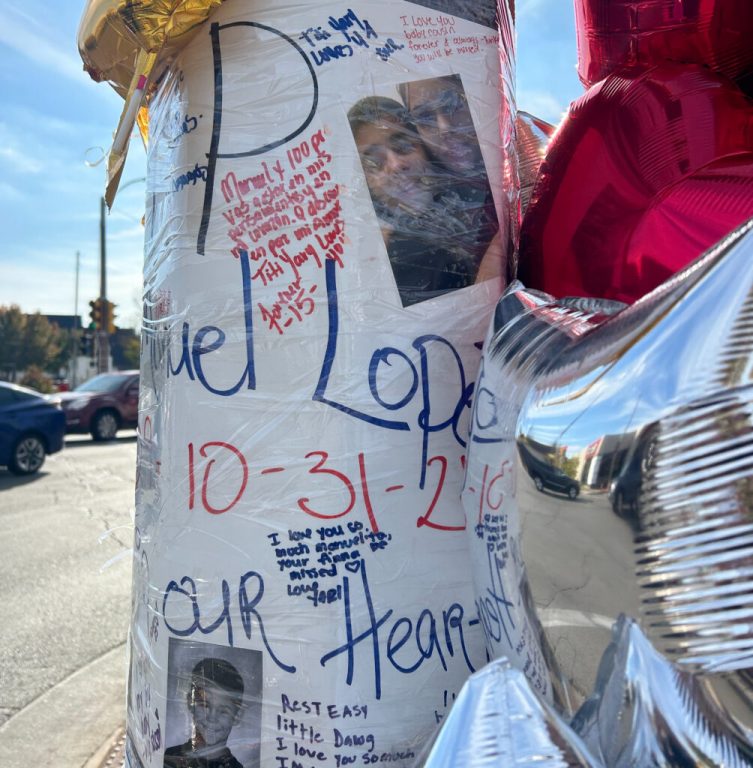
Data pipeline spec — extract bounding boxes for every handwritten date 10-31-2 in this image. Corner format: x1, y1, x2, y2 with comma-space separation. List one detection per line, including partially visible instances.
186, 441, 465, 532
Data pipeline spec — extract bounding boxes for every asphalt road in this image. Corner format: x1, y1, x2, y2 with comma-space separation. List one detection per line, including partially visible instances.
0, 432, 136, 767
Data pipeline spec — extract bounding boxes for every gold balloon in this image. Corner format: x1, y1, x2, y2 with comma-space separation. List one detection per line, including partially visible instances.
77, 0, 225, 204
78, 0, 224, 94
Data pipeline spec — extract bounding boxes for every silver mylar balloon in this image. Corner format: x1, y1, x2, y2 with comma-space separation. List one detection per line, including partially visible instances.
417, 657, 599, 768
572, 616, 753, 766
516, 111, 555, 219
463, 219, 753, 746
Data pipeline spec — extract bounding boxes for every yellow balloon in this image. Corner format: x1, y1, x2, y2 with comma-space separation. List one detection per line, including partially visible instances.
78, 1, 225, 204
78, 0, 224, 96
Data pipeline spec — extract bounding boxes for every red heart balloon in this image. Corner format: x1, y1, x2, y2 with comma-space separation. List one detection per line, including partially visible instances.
518, 63, 753, 303
575, 0, 753, 88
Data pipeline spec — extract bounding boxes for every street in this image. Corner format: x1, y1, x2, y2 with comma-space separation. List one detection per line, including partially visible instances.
0, 432, 136, 767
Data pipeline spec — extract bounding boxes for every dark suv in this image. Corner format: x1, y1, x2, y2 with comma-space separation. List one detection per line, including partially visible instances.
60, 371, 139, 440
518, 443, 581, 500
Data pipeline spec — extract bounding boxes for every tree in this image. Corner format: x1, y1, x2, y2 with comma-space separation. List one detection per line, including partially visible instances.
560, 454, 581, 480
50, 332, 76, 374
19, 365, 54, 393
110, 328, 140, 370
21, 312, 63, 371
0, 306, 25, 379
0, 305, 64, 380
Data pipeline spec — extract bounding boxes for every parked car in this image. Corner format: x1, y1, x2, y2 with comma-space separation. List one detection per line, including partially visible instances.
59, 371, 139, 441
0, 382, 66, 474
608, 465, 640, 519
608, 425, 659, 521
518, 443, 581, 500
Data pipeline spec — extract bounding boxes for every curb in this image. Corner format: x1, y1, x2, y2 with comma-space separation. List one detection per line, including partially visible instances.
84, 726, 126, 768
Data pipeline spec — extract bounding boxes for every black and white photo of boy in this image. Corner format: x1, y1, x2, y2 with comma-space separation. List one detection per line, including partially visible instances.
164, 640, 262, 768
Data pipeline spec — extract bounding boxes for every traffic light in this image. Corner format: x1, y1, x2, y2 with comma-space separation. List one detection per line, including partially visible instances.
89, 298, 103, 330
105, 300, 117, 334
88, 298, 117, 333
79, 333, 93, 356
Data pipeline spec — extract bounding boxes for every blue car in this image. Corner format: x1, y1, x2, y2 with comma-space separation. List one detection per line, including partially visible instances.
0, 382, 66, 475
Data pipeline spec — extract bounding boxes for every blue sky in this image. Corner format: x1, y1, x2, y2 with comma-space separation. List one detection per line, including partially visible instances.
0, 0, 582, 328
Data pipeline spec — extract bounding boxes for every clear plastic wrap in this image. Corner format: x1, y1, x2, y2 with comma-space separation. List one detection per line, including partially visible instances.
125, 1, 516, 766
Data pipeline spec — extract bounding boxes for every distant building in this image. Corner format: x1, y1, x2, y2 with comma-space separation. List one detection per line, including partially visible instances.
44, 314, 83, 332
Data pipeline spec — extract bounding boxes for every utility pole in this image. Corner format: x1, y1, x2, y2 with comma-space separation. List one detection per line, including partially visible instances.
96, 177, 145, 374
98, 196, 110, 373
71, 250, 80, 388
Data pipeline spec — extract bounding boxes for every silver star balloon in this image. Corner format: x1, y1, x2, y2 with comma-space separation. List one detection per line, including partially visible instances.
418, 657, 599, 768
572, 615, 753, 766
463, 218, 753, 752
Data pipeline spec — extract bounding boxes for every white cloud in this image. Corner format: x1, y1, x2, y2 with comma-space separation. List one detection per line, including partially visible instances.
0, 7, 87, 85
516, 0, 549, 20
0, 116, 141, 213
6, 105, 83, 139
517, 89, 568, 124
0, 145, 44, 174
0, 256, 95, 315
0, 240, 143, 321
108, 223, 146, 242
0, 107, 107, 188
0, 181, 24, 201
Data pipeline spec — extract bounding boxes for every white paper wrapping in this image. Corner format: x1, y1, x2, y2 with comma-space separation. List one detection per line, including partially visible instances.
127, 1, 515, 766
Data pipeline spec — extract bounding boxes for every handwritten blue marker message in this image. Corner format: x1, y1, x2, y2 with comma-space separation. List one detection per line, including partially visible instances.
299, 8, 404, 66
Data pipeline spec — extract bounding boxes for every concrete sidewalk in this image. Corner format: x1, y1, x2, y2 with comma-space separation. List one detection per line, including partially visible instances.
0, 644, 127, 768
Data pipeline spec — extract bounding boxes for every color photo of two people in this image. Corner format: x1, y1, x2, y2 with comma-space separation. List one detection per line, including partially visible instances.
349, 74, 502, 307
